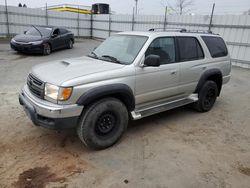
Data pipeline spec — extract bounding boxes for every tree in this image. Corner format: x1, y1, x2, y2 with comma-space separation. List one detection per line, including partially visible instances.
161, 0, 194, 15
18, 3, 22, 7
243, 9, 250, 15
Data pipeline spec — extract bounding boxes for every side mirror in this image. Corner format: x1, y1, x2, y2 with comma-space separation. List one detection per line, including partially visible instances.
24, 31, 27, 34
144, 55, 160, 67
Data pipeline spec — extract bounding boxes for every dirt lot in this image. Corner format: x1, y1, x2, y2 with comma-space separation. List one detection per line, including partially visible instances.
0, 39, 250, 188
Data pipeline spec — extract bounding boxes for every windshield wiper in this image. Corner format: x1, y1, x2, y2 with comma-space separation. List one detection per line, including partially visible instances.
32, 25, 42, 37
101, 55, 121, 64
88, 51, 99, 59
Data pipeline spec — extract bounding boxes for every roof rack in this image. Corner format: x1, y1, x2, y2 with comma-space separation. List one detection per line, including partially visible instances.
148, 28, 217, 35
148, 28, 186, 32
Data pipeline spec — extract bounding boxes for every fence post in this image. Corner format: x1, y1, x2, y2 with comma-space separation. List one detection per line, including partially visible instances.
132, 8, 135, 31
4, 0, 10, 37
90, 11, 93, 38
208, 3, 215, 32
45, 3, 48, 25
163, 6, 168, 31
77, 6, 80, 37
108, 10, 111, 36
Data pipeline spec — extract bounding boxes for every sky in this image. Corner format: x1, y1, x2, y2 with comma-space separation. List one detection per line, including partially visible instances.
2, 0, 250, 15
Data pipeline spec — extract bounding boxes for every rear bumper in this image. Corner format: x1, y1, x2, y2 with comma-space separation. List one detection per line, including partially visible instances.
10, 42, 43, 53
19, 86, 84, 130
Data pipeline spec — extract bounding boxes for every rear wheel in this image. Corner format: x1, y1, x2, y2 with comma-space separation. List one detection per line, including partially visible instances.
67, 39, 73, 49
43, 43, 51, 55
193, 80, 218, 112
77, 98, 128, 150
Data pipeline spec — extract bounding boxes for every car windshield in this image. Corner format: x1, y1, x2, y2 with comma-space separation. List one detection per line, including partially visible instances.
90, 35, 148, 65
26, 27, 53, 37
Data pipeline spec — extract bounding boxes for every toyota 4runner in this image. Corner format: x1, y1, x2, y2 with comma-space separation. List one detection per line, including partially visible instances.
19, 29, 231, 149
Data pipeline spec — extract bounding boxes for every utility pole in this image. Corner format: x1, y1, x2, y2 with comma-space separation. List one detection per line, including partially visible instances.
164, 6, 168, 31
45, 3, 48, 25
208, 3, 215, 32
5, 0, 10, 37
135, 0, 138, 15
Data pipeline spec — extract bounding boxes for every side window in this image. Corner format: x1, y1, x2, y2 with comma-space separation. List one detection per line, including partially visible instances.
145, 37, 176, 65
201, 36, 228, 58
53, 28, 60, 35
60, 28, 68, 34
177, 37, 204, 62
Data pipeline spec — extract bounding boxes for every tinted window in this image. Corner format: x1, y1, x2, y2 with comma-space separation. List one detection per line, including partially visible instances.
202, 36, 228, 58
60, 28, 68, 34
145, 37, 175, 64
177, 37, 204, 62
53, 28, 60, 35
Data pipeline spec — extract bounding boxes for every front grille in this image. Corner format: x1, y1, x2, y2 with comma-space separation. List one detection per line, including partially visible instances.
27, 74, 44, 99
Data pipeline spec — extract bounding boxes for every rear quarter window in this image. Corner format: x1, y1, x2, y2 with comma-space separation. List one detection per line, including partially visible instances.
201, 36, 228, 58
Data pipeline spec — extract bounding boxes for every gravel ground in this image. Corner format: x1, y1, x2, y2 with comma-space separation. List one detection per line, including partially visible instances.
0, 39, 250, 188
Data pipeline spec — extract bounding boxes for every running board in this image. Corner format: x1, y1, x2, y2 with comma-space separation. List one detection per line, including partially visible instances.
131, 94, 198, 120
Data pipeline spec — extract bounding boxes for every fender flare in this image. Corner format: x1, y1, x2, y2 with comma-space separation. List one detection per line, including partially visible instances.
76, 84, 135, 111
195, 69, 223, 95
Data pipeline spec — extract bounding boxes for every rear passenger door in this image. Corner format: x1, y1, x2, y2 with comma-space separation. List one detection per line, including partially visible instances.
59, 28, 69, 47
177, 36, 205, 96
135, 37, 181, 105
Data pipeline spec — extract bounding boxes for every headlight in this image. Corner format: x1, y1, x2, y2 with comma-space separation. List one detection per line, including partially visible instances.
11, 38, 16, 43
29, 40, 43, 45
45, 83, 72, 101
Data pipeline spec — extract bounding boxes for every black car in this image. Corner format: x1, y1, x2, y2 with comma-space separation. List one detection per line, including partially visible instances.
10, 26, 74, 55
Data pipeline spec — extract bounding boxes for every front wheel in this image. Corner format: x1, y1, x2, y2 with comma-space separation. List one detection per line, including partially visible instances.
192, 80, 218, 112
43, 43, 51, 55
77, 98, 128, 150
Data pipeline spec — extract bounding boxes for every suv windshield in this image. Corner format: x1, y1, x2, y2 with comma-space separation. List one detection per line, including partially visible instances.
90, 35, 148, 65
26, 27, 53, 37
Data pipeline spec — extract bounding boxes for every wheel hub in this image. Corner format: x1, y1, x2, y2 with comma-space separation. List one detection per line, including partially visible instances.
96, 112, 116, 135
204, 89, 215, 107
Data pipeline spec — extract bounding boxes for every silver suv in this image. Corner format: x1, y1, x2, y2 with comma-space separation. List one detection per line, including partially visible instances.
19, 29, 231, 149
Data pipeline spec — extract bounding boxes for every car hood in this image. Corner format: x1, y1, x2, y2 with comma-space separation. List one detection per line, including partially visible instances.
13, 34, 46, 42
31, 56, 125, 86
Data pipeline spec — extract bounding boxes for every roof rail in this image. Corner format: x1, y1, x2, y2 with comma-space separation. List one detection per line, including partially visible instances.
148, 28, 187, 32
180, 29, 215, 34
148, 28, 217, 35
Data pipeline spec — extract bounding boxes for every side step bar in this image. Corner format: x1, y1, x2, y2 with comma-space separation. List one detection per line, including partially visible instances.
131, 94, 198, 120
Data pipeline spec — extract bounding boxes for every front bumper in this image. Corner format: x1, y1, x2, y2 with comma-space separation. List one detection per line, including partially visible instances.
10, 42, 43, 53
19, 86, 84, 129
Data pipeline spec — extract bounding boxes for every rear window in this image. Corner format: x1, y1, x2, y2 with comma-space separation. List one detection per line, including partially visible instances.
177, 37, 204, 62
202, 36, 228, 58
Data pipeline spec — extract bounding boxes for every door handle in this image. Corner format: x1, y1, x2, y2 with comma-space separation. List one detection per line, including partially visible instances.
170, 70, 177, 75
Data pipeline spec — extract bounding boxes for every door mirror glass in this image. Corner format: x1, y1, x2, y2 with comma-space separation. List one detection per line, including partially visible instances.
144, 55, 160, 67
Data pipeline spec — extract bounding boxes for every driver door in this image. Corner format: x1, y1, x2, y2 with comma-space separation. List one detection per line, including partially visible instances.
51, 28, 63, 49
135, 37, 182, 106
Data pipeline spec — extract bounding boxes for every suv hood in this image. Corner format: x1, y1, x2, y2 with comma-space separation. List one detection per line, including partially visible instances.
31, 56, 125, 85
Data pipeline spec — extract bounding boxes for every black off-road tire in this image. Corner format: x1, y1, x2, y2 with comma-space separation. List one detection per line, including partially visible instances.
193, 80, 218, 112
77, 98, 128, 150
67, 39, 73, 49
43, 43, 51, 55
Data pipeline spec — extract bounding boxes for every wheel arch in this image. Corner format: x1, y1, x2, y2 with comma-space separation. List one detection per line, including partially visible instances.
76, 84, 135, 111
195, 69, 223, 96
